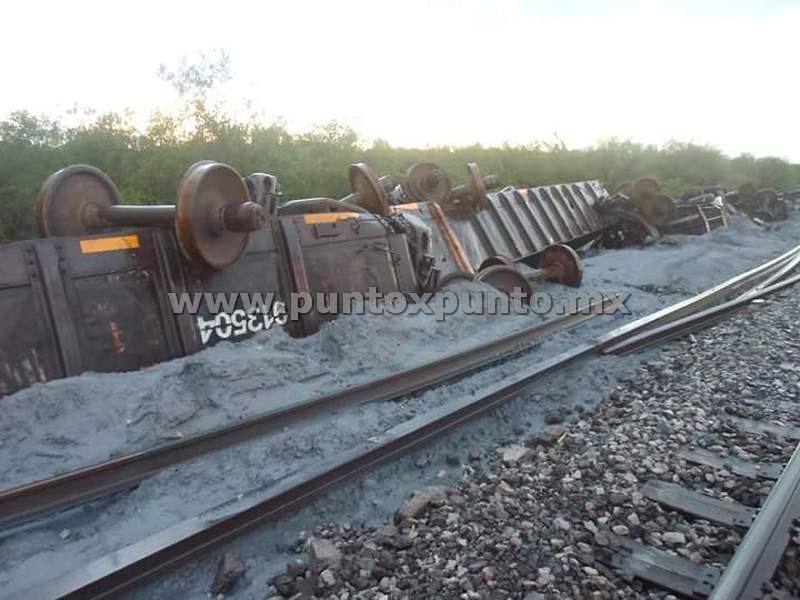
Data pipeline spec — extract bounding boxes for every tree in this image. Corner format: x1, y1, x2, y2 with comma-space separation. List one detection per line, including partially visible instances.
157, 50, 234, 142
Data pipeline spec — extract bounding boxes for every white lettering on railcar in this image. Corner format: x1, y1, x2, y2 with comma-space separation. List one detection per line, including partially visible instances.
197, 301, 287, 345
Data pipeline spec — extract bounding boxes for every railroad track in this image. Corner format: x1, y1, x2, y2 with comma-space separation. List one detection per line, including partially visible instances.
601, 413, 800, 599
0, 294, 618, 531
15, 241, 800, 599
598, 318, 800, 600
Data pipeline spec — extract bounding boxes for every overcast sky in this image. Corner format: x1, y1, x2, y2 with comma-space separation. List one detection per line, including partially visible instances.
2, 0, 798, 160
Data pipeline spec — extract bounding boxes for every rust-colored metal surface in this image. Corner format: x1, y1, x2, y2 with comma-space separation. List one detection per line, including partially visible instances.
715, 183, 790, 223
662, 204, 727, 236
390, 202, 473, 278
533, 243, 583, 287
427, 202, 474, 274
346, 163, 391, 216
630, 176, 661, 204
403, 162, 451, 203
755, 188, 789, 220
175, 161, 264, 270
638, 193, 676, 227
448, 162, 494, 211
596, 176, 735, 245
38, 161, 267, 271
465, 162, 488, 210
37, 164, 121, 237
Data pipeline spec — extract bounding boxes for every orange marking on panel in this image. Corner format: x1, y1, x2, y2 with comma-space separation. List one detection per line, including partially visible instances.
80, 235, 140, 254
391, 203, 420, 211
302, 213, 362, 224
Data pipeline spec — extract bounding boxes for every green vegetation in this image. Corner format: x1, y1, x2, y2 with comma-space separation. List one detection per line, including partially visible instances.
1, 52, 798, 243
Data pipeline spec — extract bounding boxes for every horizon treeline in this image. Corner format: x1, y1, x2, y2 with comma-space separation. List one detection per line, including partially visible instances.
1, 52, 798, 243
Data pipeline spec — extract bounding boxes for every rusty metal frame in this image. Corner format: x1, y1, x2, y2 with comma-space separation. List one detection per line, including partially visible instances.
427, 202, 474, 274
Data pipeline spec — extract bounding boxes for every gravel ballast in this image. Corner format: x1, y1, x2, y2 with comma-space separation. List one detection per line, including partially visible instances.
249, 288, 800, 599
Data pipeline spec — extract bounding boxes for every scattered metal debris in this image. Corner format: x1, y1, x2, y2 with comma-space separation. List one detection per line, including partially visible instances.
723, 184, 793, 222
596, 177, 730, 246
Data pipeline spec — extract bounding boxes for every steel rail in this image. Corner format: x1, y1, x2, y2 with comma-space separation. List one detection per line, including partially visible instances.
595, 242, 800, 351
0, 295, 618, 531
603, 272, 800, 355
24, 343, 597, 600
709, 438, 800, 600
743, 246, 800, 295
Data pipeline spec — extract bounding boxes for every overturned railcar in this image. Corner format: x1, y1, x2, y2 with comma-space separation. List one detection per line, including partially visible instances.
0, 160, 607, 397
393, 177, 605, 277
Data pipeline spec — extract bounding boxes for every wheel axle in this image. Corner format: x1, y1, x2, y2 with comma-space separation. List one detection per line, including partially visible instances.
37, 161, 265, 270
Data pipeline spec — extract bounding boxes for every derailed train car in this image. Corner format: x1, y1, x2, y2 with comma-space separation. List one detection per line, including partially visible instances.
0, 159, 608, 396
391, 162, 604, 278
